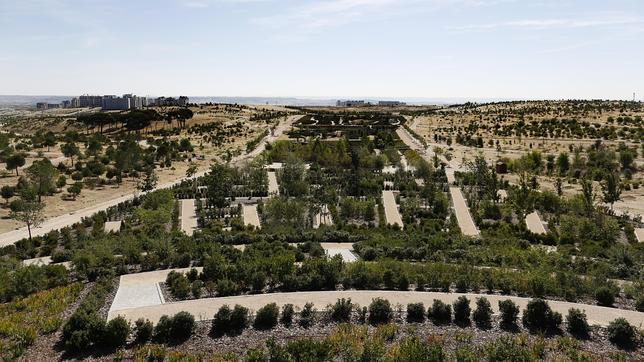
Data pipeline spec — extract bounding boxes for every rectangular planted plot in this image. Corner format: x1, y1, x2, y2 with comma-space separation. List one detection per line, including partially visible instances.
242, 204, 261, 228
180, 199, 198, 236
449, 186, 480, 237
382, 190, 404, 228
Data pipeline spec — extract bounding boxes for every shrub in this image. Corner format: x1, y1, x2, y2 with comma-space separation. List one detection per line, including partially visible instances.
134, 318, 153, 342
607, 318, 636, 348
406, 302, 426, 323
636, 295, 644, 312
231, 305, 250, 331
397, 274, 409, 291
395, 337, 445, 361
153, 315, 173, 342
299, 303, 315, 328
358, 306, 368, 324
250, 272, 267, 293
281, 304, 294, 326
498, 299, 520, 329
216, 279, 237, 297
191, 280, 203, 299
594, 287, 615, 307
453, 296, 471, 326
104, 316, 130, 348
522, 299, 561, 333
212, 305, 232, 336
566, 308, 590, 338
473, 297, 492, 329
254, 303, 279, 330
429, 299, 451, 325
368, 298, 393, 325
329, 298, 353, 323
171, 312, 195, 341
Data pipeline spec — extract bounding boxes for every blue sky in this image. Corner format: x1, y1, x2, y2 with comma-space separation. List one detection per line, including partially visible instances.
1, 0, 643, 100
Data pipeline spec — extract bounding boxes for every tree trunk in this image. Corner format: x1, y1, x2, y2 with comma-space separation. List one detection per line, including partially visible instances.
27, 222, 32, 241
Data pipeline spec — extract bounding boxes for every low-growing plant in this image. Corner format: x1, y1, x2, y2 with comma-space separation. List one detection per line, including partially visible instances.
281, 304, 295, 327
607, 318, 636, 348
299, 303, 316, 328
429, 299, 451, 325
498, 299, 519, 329
254, 303, 279, 330
473, 297, 492, 329
595, 287, 615, 307
522, 299, 561, 333
134, 318, 153, 342
406, 302, 426, 323
104, 316, 130, 348
453, 296, 471, 326
566, 308, 590, 338
329, 298, 353, 323
368, 298, 393, 325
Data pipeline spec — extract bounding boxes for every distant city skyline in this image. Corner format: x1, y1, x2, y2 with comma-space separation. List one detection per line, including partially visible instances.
1, 0, 643, 100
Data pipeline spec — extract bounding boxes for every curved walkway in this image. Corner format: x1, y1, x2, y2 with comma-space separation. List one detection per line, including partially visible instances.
108, 290, 644, 328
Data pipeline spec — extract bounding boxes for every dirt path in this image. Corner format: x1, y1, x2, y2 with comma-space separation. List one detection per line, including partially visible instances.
382, 190, 403, 228
449, 186, 480, 237
108, 290, 644, 328
180, 199, 198, 236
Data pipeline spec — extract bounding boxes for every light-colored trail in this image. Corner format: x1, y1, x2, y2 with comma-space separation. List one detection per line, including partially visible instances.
242, 204, 261, 228
267, 171, 279, 196
382, 190, 403, 228
525, 211, 547, 235
180, 199, 198, 236
108, 290, 644, 328
0, 115, 300, 247
449, 186, 480, 237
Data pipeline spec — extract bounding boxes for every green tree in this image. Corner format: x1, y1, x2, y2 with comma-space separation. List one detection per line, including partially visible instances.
601, 172, 622, 210
67, 182, 83, 200
61, 142, 80, 166
26, 159, 59, 202
9, 198, 44, 240
43, 131, 57, 152
6, 153, 25, 176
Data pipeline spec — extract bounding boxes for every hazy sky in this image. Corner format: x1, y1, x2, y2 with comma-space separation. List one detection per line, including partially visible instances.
1, 0, 643, 100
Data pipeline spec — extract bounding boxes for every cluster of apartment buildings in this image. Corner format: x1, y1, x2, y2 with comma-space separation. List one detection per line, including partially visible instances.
36, 94, 189, 111
336, 100, 406, 107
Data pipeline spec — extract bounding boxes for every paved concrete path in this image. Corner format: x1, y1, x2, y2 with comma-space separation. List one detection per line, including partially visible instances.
635, 228, 644, 243
313, 205, 333, 229
525, 211, 547, 235
382, 190, 404, 228
267, 171, 279, 196
180, 199, 198, 236
108, 290, 644, 328
0, 116, 301, 247
242, 204, 261, 228
449, 186, 480, 237
108, 267, 202, 318
104, 220, 122, 233
321, 242, 357, 262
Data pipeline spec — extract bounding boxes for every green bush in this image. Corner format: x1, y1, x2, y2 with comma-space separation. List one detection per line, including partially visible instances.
299, 303, 316, 328
453, 296, 471, 326
212, 304, 249, 336
522, 299, 561, 333
216, 279, 237, 297
134, 318, 153, 342
153, 315, 173, 342
254, 303, 279, 330
368, 298, 393, 325
498, 299, 519, 329
566, 308, 589, 338
104, 316, 130, 348
594, 287, 615, 307
429, 299, 451, 325
635, 295, 644, 312
406, 302, 426, 323
607, 318, 636, 348
281, 304, 294, 327
329, 298, 353, 323
473, 297, 492, 329
191, 280, 203, 299
395, 337, 445, 361
171, 312, 195, 341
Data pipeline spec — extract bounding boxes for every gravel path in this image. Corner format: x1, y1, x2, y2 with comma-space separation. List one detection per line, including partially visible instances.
108, 290, 644, 328
449, 186, 480, 237
180, 199, 198, 236
525, 211, 547, 234
382, 190, 404, 228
